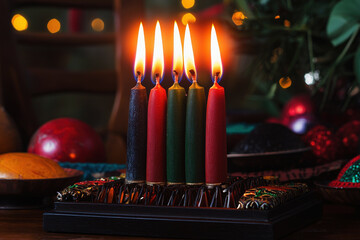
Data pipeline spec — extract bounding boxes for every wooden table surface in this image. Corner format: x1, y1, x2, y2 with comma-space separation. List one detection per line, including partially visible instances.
0, 204, 358, 240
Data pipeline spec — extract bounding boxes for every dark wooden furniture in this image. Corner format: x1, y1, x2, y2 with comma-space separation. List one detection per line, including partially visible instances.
0, 0, 144, 163
0, 204, 357, 240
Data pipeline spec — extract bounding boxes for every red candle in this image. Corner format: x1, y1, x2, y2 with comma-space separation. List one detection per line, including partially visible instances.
205, 25, 227, 185
146, 21, 167, 185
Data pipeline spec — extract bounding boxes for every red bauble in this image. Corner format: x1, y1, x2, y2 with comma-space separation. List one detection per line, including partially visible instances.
282, 94, 314, 126
28, 118, 106, 163
303, 125, 341, 162
336, 120, 360, 157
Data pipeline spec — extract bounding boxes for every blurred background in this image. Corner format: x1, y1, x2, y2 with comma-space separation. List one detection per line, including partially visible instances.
10, 0, 360, 128
4, 0, 360, 200
9, 0, 360, 138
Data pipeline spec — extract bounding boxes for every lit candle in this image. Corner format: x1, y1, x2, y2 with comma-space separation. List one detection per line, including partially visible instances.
184, 24, 206, 185
126, 22, 147, 184
205, 25, 227, 185
147, 21, 167, 185
167, 21, 186, 185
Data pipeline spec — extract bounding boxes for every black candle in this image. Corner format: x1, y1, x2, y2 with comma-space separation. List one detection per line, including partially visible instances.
126, 82, 147, 183
126, 23, 147, 183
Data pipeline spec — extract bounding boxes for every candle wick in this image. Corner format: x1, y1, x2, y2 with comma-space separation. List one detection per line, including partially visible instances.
173, 70, 178, 84
214, 72, 220, 84
155, 73, 160, 85
136, 71, 142, 83
189, 69, 196, 83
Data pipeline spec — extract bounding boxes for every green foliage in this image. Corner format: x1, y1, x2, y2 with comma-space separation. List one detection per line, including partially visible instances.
327, 0, 360, 46
355, 46, 360, 85
235, 0, 255, 18
228, 0, 360, 113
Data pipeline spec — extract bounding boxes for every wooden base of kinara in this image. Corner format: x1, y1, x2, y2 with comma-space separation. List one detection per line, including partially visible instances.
43, 191, 321, 240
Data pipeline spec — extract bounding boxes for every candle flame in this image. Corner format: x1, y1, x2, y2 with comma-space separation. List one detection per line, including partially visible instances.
134, 22, 145, 82
211, 24, 223, 83
173, 21, 183, 83
151, 21, 164, 84
183, 24, 196, 82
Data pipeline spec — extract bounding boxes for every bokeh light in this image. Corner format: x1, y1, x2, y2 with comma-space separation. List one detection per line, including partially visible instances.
290, 117, 309, 134
284, 19, 291, 28
279, 77, 292, 89
304, 71, 320, 85
275, 15, 280, 19
47, 18, 61, 33
91, 18, 104, 32
232, 11, 246, 26
182, 0, 195, 9
182, 13, 196, 25
11, 14, 28, 31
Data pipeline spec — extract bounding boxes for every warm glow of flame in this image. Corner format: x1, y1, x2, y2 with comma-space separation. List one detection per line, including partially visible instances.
183, 24, 196, 82
134, 22, 145, 82
173, 21, 183, 82
211, 24, 223, 82
151, 21, 164, 84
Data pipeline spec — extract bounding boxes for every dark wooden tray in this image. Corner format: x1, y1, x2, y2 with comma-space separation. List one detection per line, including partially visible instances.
43, 191, 322, 240
227, 147, 313, 172
0, 169, 83, 209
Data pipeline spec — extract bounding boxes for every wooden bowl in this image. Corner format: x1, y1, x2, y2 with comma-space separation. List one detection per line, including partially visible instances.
227, 147, 312, 172
315, 180, 360, 205
0, 168, 83, 209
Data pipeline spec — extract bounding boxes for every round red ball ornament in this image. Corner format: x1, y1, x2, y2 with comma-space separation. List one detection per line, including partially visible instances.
303, 125, 341, 162
336, 120, 360, 157
28, 118, 106, 163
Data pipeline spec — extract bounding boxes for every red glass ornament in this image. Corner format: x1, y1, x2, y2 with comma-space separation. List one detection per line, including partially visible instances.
303, 125, 341, 162
28, 118, 106, 163
336, 120, 360, 157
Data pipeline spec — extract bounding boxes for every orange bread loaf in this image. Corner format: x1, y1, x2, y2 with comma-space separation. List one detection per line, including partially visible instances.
0, 153, 67, 179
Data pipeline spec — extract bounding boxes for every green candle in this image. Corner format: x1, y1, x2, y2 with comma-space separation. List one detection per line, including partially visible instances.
185, 80, 206, 184
183, 24, 206, 185
167, 81, 186, 184
167, 21, 186, 185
